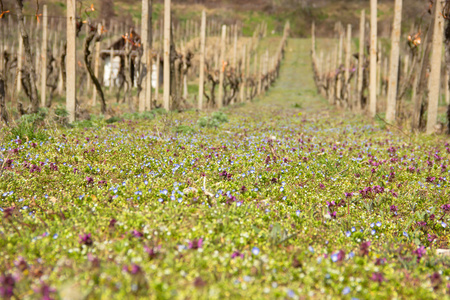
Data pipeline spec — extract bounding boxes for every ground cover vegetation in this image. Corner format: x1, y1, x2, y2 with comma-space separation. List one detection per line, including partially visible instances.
0, 39, 450, 299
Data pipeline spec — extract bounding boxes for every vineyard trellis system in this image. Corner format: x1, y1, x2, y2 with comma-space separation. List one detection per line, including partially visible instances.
0, 0, 289, 126
311, 0, 450, 135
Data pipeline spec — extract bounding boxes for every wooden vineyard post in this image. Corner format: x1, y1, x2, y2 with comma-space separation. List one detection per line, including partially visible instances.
356, 9, 365, 111
233, 29, 237, 70
217, 25, 226, 108
377, 45, 381, 97
163, 0, 171, 111
139, 0, 149, 112
336, 32, 343, 103
426, 0, 444, 134
155, 53, 160, 103
198, 10, 206, 110
344, 24, 352, 106
446, 69, 450, 105
66, 0, 76, 122
93, 24, 101, 107
41, 5, 48, 107
17, 30, 23, 93
146, 0, 153, 111
369, 0, 377, 117
386, 0, 402, 123
240, 44, 247, 102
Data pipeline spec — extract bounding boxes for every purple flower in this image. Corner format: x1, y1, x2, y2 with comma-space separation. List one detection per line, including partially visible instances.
240, 186, 247, 193
375, 258, 386, 265
109, 219, 117, 229
390, 205, 398, 213
430, 272, 442, 290
144, 245, 161, 259
441, 204, 450, 212
188, 238, 203, 249
0, 273, 15, 299
370, 272, 386, 283
33, 282, 56, 300
416, 221, 427, 227
79, 233, 93, 246
87, 253, 100, 268
86, 177, 94, 184
49, 163, 58, 171
231, 251, 244, 259
360, 241, 371, 256
123, 264, 142, 275
329, 211, 337, 219
336, 250, 345, 262
413, 246, 426, 262
131, 230, 143, 238
14, 256, 28, 271
345, 192, 353, 198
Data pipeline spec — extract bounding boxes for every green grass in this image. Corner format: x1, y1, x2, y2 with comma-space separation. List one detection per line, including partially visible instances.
1, 39, 450, 299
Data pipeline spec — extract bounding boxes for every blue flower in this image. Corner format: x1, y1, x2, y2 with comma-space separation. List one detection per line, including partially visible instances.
308, 246, 314, 253
296, 210, 301, 216
403, 232, 409, 237
371, 229, 376, 235
346, 231, 351, 237
252, 247, 260, 255
376, 221, 382, 227
342, 287, 351, 295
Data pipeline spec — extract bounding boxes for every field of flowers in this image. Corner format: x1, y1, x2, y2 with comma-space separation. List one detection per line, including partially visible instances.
1, 39, 450, 299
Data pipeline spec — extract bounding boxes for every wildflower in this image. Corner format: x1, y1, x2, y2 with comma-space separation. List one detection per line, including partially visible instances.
131, 230, 143, 238
231, 251, 244, 259
375, 258, 386, 265
345, 192, 353, 198
360, 241, 371, 256
109, 219, 117, 229
413, 246, 426, 262
79, 233, 93, 246
193, 276, 207, 288
86, 177, 94, 184
87, 253, 100, 268
14, 257, 28, 271
144, 245, 161, 259
390, 205, 398, 213
342, 287, 351, 295
0, 273, 15, 298
188, 238, 203, 249
33, 282, 56, 300
430, 272, 442, 290
252, 247, 260, 255
370, 272, 386, 283
416, 221, 427, 227
123, 264, 142, 275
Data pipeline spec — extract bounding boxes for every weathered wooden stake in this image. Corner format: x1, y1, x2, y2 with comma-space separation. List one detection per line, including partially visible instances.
426, 0, 444, 134
198, 10, 206, 110
217, 25, 227, 108
240, 44, 247, 102
344, 24, 352, 104
41, 5, 48, 107
17, 30, 23, 93
163, 0, 171, 111
386, 0, 402, 122
369, 0, 377, 117
66, 0, 76, 122
139, 0, 149, 112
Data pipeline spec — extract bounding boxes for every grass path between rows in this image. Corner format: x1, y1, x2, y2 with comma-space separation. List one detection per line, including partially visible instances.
1, 39, 450, 299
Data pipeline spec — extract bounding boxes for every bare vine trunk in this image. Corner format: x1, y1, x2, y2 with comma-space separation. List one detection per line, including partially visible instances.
14, 0, 39, 113
84, 30, 107, 114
